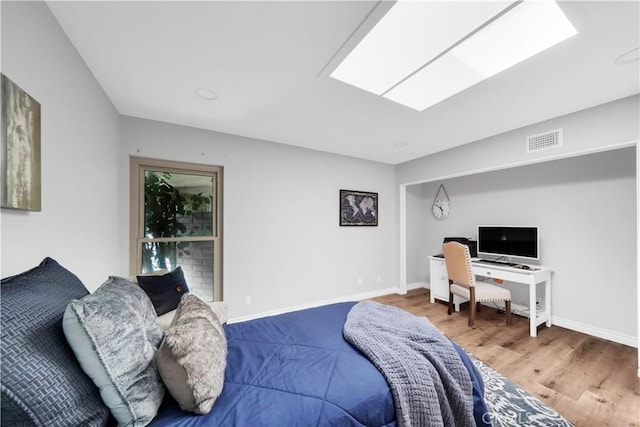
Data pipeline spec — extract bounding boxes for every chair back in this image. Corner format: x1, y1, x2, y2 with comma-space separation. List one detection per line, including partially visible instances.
443, 241, 475, 288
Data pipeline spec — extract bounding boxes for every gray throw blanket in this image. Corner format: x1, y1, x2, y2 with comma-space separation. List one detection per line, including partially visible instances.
343, 301, 474, 427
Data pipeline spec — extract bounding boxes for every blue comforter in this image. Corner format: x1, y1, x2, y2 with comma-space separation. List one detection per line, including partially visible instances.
150, 302, 488, 426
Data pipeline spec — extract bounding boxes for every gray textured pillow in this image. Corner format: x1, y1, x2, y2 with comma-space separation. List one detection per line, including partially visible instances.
157, 300, 229, 330
157, 294, 227, 414
63, 276, 165, 426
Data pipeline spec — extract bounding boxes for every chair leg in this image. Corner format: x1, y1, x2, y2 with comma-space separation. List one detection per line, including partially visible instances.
447, 291, 454, 315
505, 300, 512, 326
468, 288, 476, 327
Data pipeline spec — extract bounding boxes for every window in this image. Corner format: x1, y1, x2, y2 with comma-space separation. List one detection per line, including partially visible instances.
130, 157, 223, 301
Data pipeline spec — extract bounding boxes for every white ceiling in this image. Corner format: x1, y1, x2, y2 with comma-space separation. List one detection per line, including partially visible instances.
46, 1, 639, 165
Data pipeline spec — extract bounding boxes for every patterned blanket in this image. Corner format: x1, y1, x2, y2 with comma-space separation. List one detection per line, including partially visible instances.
343, 301, 475, 427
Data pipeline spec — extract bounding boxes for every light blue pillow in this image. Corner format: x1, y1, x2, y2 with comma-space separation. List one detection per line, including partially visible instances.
63, 276, 164, 426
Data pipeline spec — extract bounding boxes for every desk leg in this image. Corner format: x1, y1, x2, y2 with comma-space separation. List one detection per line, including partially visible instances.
529, 277, 537, 337
545, 276, 552, 327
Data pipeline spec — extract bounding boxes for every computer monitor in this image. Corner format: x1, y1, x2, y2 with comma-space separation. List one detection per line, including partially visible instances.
477, 226, 539, 261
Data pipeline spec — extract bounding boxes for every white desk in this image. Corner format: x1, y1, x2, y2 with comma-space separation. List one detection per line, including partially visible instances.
429, 256, 552, 337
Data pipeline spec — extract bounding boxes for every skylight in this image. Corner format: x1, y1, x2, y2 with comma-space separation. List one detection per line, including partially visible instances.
331, 0, 577, 111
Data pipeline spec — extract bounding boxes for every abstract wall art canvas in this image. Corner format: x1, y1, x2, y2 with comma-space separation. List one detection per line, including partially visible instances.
340, 189, 378, 226
1, 74, 41, 211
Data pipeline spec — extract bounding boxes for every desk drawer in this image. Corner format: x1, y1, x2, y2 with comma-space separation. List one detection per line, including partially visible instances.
430, 259, 447, 277
472, 265, 527, 282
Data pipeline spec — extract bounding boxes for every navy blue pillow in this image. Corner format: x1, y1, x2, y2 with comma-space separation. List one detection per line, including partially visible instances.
137, 267, 190, 316
1, 258, 110, 426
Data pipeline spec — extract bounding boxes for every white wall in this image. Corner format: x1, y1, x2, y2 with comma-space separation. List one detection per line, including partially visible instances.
0, 1, 396, 321
397, 95, 639, 186
405, 184, 428, 286
1, 1, 121, 289
120, 117, 397, 318
406, 147, 637, 344
399, 96, 639, 347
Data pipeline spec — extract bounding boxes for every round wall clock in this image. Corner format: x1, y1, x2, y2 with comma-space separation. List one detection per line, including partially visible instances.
431, 184, 451, 220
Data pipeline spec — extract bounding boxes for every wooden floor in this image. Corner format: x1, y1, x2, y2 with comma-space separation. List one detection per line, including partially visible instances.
370, 289, 640, 427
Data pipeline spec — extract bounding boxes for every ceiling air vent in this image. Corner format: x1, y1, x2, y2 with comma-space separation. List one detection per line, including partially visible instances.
526, 129, 563, 153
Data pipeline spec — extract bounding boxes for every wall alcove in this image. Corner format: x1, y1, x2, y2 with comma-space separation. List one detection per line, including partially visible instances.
398, 143, 639, 375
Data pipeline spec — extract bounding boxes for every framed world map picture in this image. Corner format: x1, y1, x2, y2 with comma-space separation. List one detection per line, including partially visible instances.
1, 74, 41, 211
340, 190, 378, 226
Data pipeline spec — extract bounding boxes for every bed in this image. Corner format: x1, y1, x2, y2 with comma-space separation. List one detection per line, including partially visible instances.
1, 258, 571, 427
150, 301, 488, 427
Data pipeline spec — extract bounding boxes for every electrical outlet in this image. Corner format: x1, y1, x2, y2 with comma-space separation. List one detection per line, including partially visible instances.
357, 277, 363, 286
376, 275, 382, 283
244, 296, 252, 306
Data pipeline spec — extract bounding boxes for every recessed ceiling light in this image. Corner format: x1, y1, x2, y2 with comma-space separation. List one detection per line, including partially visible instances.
195, 88, 218, 100
332, 0, 577, 111
394, 141, 409, 149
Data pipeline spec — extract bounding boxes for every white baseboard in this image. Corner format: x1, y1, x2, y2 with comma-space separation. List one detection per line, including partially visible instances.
229, 290, 638, 350
552, 316, 638, 348
228, 286, 403, 324
406, 281, 428, 290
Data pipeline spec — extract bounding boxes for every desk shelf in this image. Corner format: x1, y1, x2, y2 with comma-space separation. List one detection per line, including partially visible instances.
488, 301, 545, 319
